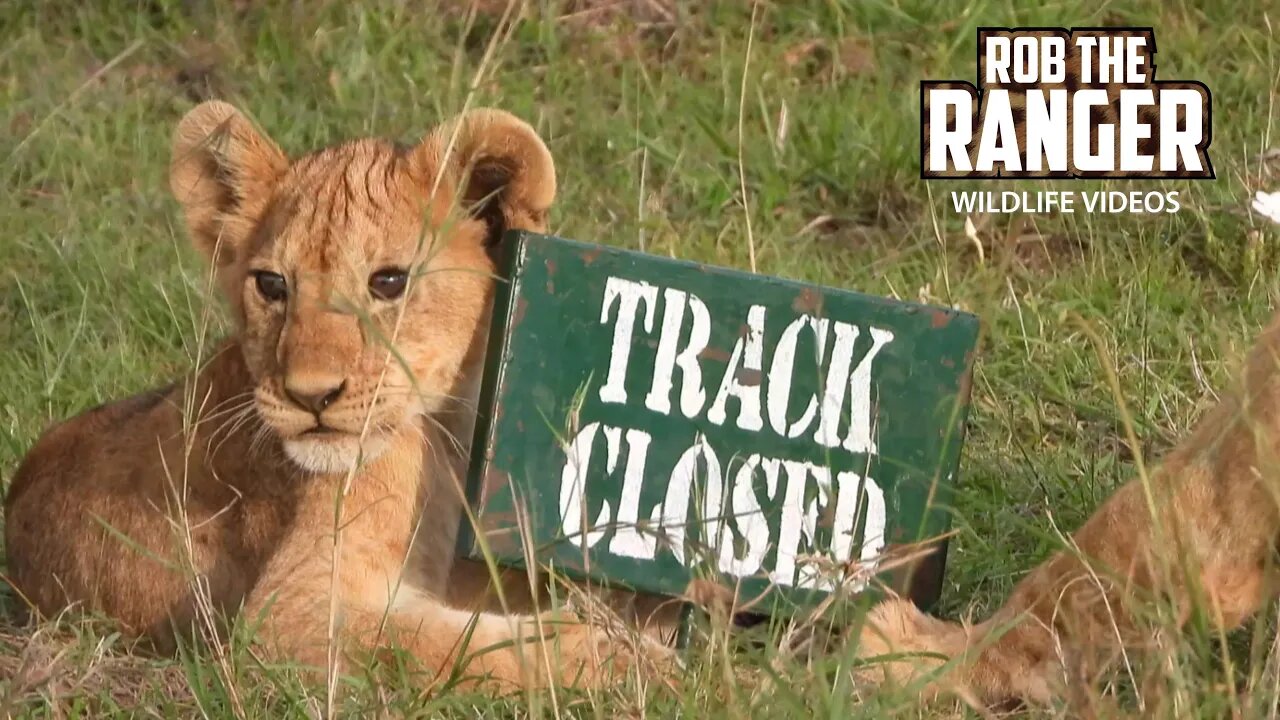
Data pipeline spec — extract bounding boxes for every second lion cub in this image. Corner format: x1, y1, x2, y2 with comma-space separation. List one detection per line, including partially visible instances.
859, 307, 1280, 708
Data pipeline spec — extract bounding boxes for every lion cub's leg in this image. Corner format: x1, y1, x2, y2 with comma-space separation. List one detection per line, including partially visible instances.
863, 485, 1280, 707
446, 558, 692, 647
856, 510, 1132, 707
244, 439, 674, 690
246, 550, 571, 690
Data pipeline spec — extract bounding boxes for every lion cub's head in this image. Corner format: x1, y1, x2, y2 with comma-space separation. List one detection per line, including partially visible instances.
169, 101, 555, 474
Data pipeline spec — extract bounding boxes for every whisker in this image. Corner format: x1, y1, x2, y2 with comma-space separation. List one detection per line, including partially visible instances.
418, 412, 467, 456
206, 408, 246, 452
201, 389, 257, 413
365, 385, 479, 412
193, 397, 257, 428
209, 405, 259, 458
248, 422, 275, 455
191, 391, 258, 424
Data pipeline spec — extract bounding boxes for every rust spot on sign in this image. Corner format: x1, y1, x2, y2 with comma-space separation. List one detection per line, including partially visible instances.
482, 466, 512, 507
793, 287, 824, 315
930, 310, 951, 329
511, 297, 529, 329
699, 346, 732, 363
957, 361, 974, 402
479, 517, 524, 557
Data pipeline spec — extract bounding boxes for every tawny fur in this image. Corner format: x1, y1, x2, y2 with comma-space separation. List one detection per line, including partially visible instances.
3, 101, 675, 692
858, 308, 1280, 707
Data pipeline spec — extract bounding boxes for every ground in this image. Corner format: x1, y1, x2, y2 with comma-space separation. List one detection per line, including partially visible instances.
1, 0, 1279, 717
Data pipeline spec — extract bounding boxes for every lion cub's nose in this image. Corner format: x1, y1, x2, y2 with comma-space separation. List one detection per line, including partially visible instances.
284, 377, 347, 415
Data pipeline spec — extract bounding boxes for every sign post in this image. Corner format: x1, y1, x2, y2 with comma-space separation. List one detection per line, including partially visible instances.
458, 231, 979, 624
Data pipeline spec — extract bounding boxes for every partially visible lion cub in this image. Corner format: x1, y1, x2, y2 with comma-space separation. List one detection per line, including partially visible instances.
3, 101, 673, 691
858, 308, 1280, 708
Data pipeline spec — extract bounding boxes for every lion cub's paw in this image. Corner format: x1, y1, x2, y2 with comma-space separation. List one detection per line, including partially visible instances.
855, 597, 973, 703
533, 609, 682, 690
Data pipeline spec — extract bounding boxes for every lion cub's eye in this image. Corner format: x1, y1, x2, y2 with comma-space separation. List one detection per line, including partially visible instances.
253, 271, 288, 303
369, 267, 409, 301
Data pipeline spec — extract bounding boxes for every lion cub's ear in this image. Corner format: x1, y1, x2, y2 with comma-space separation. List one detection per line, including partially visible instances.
170, 101, 288, 268
415, 109, 556, 248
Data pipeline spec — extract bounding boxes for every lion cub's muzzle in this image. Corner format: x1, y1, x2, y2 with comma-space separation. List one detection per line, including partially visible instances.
255, 368, 410, 474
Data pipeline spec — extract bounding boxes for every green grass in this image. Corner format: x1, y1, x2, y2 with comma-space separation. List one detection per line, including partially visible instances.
1, 0, 1279, 716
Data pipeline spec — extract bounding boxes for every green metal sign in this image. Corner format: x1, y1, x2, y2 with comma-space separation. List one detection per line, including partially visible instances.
458, 231, 979, 615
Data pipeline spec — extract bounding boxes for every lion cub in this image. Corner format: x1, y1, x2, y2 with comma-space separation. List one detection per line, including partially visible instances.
3, 101, 672, 691
858, 308, 1280, 707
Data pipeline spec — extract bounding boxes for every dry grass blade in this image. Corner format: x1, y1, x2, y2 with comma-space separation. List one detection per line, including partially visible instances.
0, 622, 191, 714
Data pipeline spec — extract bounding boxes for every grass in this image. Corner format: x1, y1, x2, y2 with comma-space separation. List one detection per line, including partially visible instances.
1, 0, 1279, 716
